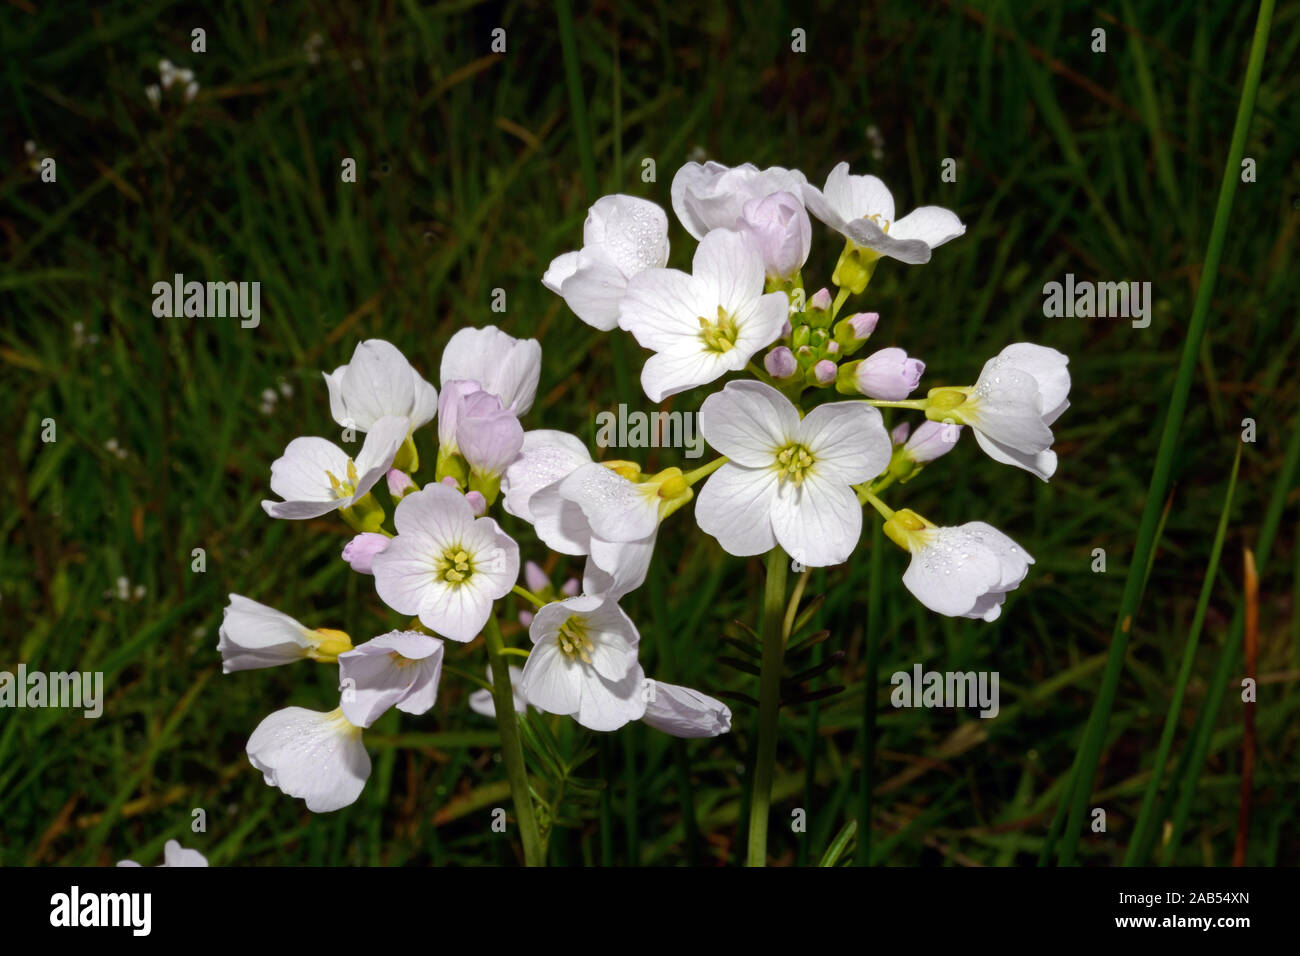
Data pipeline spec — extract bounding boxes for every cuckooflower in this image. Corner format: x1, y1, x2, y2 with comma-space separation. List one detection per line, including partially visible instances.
371, 484, 520, 641
439, 385, 525, 480
619, 228, 788, 402
323, 339, 439, 432
696, 381, 891, 566
217, 594, 352, 672
246, 704, 371, 812
502, 430, 668, 599
519, 595, 646, 732
542, 195, 670, 330
440, 325, 541, 417
337, 630, 445, 728
841, 346, 925, 400
117, 840, 209, 868
802, 162, 965, 266
341, 532, 390, 574
926, 343, 1070, 481
883, 510, 1033, 621
261, 415, 409, 520
642, 680, 732, 738
671, 161, 808, 239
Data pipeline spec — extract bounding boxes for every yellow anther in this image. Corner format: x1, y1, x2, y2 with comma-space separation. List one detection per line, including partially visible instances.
698, 305, 739, 354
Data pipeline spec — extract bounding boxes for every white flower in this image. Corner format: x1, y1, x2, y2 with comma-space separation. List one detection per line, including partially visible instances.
323, 339, 439, 432
371, 484, 520, 641
542, 195, 670, 331
519, 595, 646, 732
117, 840, 209, 868
642, 680, 731, 737
246, 706, 371, 812
931, 343, 1070, 481
696, 381, 891, 566
217, 594, 351, 673
502, 430, 663, 599
337, 630, 445, 728
802, 162, 964, 264
619, 228, 788, 402
261, 415, 409, 519
469, 664, 527, 717
883, 512, 1033, 621
440, 325, 541, 416
671, 161, 808, 239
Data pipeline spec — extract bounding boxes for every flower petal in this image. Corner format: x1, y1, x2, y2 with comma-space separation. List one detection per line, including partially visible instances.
699, 380, 798, 466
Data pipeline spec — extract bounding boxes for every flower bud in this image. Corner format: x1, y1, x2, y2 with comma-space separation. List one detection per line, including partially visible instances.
891, 421, 911, 446
852, 347, 925, 400
560, 577, 580, 596
341, 533, 390, 575
764, 346, 798, 380
738, 191, 812, 282
809, 359, 837, 387
808, 287, 832, 312
456, 390, 525, 478
904, 419, 962, 462
833, 311, 878, 355
386, 468, 416, 499
465, 490, 488, 516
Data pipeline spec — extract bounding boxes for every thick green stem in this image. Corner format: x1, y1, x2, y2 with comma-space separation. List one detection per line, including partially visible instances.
483, 615, 545, 866
747, 547, 790, 866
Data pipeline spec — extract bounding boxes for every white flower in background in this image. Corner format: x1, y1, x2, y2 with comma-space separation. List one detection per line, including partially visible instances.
117, 840, 209, 868
619, 228, 788, 402
337, 630, 444, 728
153, 58, 198, 104
802, 162, 964, 264
371, 484, 520, 641
502, 430, 664, 599
542, 195, 670, 331
217, 594, 351, 673
440, 325, 541, 417
671, 161, 808, 239
928, 343, 1070, 481
642, 680, 732, 737
883, 511, 1033, 621
246, 705, 371, 812
519, 595, 646, 732
323, 339, 439, 432
696, 381, 891, 566
261, 415, 409, 519
469, 663, 528, 717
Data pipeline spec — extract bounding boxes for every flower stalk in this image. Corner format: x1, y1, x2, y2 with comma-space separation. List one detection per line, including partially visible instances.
747, 546, 790, 866
484, 614, 545, 866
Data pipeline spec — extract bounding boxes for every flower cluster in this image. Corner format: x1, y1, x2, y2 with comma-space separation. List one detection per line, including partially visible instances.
220, 157, 1068, 824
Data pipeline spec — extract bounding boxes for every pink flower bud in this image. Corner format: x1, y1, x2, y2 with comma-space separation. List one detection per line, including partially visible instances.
456, 390, 525, 477
854, 347, 925, 400
560, 577, 580, 596
437, 379, 480, 450
809, 287, 832, 312
847, 312, 879, 338
387, 468, 416, 498
341, 532, 390, 574
812, 359, 837, 386
518, 609, 534, 628
465, 490, 488, 515
440, 476, 459, 488
524, 560, 549, 594
905, 420, 961, 462
891, 421, 912, 446
764, 346, 798, 379
738, 191, 811, 281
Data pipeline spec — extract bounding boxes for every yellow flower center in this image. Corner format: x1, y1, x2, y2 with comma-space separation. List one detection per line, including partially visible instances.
698, 305, 740, 354
556, 614, 594, 664
436, 547, 473, 585
325, 459, 360, 499
775, 442, 814, 485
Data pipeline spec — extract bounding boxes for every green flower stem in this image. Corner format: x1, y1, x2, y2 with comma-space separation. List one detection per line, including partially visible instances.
682, 456, 728, 485
512, 585, 545, 607
1052, 0, 1275, 867
830, 287, 851, 321
747, 546, 790, 867
858, 488, 895, 518
483, 615, 545, 866
863, 398, 929, 410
